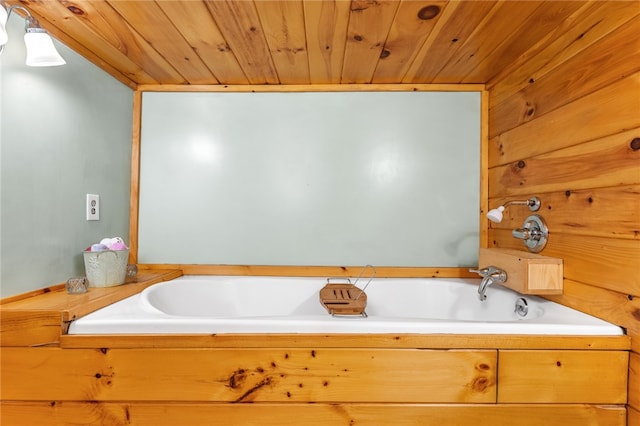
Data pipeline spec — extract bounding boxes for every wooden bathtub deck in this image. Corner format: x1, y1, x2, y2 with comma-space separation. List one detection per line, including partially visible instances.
0, 270, 631, 426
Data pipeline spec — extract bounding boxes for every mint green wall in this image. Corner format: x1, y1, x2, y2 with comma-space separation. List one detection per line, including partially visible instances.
1, 16, 133, 297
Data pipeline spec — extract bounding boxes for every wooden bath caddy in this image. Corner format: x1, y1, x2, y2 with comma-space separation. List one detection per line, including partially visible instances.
319, 281, 368, 317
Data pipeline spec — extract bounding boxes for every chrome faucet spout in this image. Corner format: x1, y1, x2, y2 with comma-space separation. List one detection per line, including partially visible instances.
470, 266, 508, 301
478, 276, 494, 301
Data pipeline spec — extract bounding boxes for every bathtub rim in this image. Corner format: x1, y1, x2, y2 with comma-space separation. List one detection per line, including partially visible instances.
67, 274, 625, 337
0, 268, 630, 351
59, 332, 630, 350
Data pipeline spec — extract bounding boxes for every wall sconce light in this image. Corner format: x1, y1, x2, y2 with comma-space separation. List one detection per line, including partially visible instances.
487, 196, 541, 223
0, 5, 66, 67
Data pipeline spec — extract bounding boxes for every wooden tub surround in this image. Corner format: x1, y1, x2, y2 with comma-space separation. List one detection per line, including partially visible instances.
0, 270, 630, 426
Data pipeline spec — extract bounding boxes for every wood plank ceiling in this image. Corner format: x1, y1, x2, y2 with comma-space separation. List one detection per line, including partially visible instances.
7, 1, 596, 88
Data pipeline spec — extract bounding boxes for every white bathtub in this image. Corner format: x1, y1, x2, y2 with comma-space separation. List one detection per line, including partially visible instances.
68, 276, 623, 335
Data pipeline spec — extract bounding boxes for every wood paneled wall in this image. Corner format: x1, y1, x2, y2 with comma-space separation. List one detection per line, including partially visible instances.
486, 8, 640, 425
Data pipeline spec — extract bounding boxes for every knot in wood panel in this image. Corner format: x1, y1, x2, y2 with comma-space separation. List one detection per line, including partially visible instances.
524, 102, 536, 118
66, 5, 85, 16
233, 377, 273, 403
228, 365, 280, 402
228, 369, 247, 389
418, 5, 441, 20
93, 367, 115, 387
471, 376, 491, 392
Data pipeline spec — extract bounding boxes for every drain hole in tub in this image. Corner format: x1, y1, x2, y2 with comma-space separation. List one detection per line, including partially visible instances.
515, 298, 529, 318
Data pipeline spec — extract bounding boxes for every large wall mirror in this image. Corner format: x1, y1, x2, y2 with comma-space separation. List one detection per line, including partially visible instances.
137, 90, 481, 268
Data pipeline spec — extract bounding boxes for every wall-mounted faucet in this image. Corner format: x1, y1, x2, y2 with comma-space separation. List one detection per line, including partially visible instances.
487, 196, 549, 253
512, 214, 548, 253
470, 266, 508, 301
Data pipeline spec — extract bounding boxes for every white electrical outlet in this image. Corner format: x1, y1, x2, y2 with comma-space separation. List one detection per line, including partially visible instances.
86, 194, 100, 221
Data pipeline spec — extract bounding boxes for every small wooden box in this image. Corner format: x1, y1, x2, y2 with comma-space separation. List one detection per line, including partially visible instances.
478, 248, 563, 295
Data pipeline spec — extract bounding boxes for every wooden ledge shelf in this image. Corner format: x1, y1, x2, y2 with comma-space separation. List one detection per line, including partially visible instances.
0, 269, 182, 346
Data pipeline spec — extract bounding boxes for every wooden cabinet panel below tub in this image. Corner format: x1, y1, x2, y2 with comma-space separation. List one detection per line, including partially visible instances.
0, 347, 497, 403
0, 402, 627, 426
497, 350, 628, 403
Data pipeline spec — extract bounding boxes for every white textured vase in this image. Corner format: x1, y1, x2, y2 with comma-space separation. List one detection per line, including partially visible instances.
83, 249, 129, 287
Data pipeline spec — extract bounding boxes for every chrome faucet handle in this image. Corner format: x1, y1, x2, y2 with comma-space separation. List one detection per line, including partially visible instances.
469, 267, 490, 277
488, 267, 508, 283
471, 266, 507, 281
470, 266, 506, 280
512, 228, 530, 240
512, 214, 549, 253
